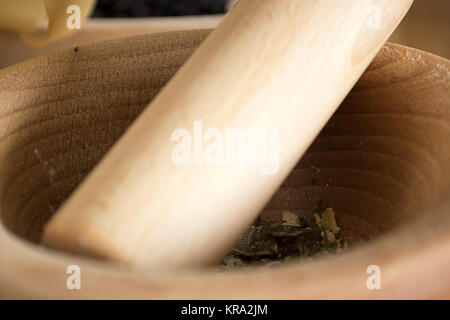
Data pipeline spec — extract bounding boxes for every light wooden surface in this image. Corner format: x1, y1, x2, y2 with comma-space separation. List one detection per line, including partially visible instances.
0, 15, 222, 69
41, 0, 414, 270
0, 31, 449, 298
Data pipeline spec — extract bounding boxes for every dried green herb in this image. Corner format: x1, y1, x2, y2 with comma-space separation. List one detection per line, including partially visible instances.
312, 200, 325, 215
220, 206, 347, 271
311, 166, 321, 174
232, 223, 278, 257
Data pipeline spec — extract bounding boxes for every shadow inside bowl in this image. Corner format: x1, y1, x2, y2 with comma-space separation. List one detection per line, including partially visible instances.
0, 30, 449, 254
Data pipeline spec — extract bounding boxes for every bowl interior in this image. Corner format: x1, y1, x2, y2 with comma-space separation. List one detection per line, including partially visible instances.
0, 30, 449, 252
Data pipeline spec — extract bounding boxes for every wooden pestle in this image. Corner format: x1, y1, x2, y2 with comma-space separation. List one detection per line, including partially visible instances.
43, 0, 414, 269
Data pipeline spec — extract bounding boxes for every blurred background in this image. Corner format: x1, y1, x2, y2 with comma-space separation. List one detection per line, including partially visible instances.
90, 0, 449, 59
0, 0, 449, 69
389, 0, 449, 59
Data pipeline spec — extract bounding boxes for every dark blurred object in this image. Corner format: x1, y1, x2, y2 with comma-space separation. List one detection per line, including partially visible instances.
93, 0, 226, 17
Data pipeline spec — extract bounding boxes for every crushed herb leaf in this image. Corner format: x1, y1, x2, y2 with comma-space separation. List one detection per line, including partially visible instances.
311, 166, 321, 174
220, 207, 347, 271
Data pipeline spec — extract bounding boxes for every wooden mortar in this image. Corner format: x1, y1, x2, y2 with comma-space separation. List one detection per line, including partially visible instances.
0, 30, 449, 299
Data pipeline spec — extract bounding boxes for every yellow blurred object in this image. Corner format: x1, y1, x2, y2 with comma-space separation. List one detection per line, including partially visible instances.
0, 0, 95, 47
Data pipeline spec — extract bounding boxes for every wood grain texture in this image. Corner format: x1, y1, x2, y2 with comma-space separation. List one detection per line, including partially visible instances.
0, 29, 449, 298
